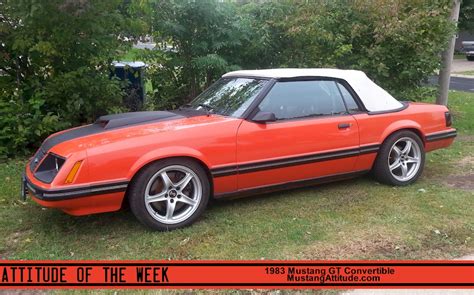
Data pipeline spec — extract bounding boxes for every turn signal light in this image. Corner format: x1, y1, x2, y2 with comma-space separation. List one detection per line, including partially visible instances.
65, 161, 83, 184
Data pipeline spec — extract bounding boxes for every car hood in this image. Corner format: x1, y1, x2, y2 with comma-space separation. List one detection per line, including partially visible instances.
40, 110, 237, 157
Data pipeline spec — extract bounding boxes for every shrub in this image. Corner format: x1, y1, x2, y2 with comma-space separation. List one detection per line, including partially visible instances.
0, 0, 131, 157
245, 0, 454, 99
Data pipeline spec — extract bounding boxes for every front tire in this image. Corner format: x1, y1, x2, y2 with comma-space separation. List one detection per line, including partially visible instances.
372, 130, 425, 186
128, 158, 210, 231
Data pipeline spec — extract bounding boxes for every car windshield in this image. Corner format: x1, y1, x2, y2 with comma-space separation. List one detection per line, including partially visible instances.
185, 78, 268, 117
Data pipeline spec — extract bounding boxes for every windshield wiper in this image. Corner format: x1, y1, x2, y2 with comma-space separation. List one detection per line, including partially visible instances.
178, 103, 215, 115
197, 103, 214, 113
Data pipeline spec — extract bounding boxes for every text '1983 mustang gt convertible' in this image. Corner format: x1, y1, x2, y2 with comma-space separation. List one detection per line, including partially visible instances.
22, 69, 456, 230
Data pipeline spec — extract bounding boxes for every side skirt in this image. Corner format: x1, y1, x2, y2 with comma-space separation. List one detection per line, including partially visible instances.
214, 169, 369, 199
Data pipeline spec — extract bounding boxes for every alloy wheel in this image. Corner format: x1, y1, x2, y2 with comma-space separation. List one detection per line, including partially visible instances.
387, 137, 422, 182
144, 165, 202, 225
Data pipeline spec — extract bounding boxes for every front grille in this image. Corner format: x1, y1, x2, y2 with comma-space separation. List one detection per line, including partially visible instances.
29, 147, 46, 172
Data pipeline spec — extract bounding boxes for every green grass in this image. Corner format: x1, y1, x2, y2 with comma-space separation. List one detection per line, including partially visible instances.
0, 92, 473, 262
454, 70, 474, 76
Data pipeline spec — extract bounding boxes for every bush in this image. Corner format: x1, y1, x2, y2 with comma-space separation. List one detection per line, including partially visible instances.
0, 0, 131, 157
243, 0, 454, 99
142, 0, 248, 109
142, 0, 454, 107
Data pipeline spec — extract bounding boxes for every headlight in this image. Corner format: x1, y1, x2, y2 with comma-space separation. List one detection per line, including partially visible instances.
34, 153, 66, 183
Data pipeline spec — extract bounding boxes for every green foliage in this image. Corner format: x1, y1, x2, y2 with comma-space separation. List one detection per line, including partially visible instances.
460, 0, 474, 32
241, 0, 454, 99
143, 0, 248, 109
0, 0, 458, 158
140, 0, 455, 107
0, 0, 135, 157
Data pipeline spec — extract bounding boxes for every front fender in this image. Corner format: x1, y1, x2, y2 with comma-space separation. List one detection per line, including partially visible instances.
127, 146, 211, 179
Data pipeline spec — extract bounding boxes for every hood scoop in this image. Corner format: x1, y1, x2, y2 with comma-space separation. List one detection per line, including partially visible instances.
95, 111, 180, 129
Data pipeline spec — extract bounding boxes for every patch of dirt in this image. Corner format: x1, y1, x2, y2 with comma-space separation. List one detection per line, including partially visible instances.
444, 174, 474, 191
291, 231, 404, 260
0, 229, 33, 259
441, 155, 474, 191
458, 155, 474, 167
456, 135, 474, 142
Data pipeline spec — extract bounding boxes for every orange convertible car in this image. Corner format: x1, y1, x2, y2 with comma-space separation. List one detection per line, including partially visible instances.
23, 69, 456, 230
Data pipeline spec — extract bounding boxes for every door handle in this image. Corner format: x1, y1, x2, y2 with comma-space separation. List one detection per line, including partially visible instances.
338, 123, 352, 129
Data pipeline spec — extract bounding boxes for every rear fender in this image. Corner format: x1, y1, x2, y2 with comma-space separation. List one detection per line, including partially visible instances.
379, 120, 425, 145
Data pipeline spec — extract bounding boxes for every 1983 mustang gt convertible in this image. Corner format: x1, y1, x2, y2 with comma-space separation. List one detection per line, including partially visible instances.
23, 69, 456, 230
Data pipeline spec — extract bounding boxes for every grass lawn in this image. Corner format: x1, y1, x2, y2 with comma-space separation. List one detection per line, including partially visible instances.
454, 70, 474, 76
0, 91, 472, 262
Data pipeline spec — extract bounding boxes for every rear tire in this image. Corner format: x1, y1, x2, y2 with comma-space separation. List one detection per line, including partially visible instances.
128, 158, 210, 231
372, 130, 425, 186
467, 56, 474, 61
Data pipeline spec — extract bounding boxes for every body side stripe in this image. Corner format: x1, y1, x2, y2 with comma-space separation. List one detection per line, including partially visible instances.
211, 145, 380, 177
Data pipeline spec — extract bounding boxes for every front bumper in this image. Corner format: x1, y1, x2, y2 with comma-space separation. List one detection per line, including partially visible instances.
466, 51, 474, 57
22, 172, 128, 201
22, 172, 128, 216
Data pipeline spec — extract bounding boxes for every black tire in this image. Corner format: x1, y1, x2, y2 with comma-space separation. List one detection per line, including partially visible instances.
128, 158, 210, 231
372, 130, 425, 186
467, 56, 474, 61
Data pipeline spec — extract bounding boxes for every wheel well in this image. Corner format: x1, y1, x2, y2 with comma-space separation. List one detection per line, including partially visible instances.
383, 128, 425, 147
121, 156, 214, 209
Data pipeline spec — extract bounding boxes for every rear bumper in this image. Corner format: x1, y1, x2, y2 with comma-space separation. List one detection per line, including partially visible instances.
424, 129, 456, 152
23, 170, 128, 216
425, 129, 457, 142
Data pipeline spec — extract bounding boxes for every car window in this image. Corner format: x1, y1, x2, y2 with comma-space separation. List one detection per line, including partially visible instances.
258, 80, 347, 120
188, 78, 268, 117
336, 82, 361, 113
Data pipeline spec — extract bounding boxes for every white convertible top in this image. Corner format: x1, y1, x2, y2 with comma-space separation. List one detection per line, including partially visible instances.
223, 68, 403, 112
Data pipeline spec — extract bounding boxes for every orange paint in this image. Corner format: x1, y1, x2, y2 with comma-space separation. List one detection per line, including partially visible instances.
25, 102, 455, 216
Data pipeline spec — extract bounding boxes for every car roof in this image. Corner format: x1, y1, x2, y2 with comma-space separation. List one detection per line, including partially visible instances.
222, 68, 404, 113
223, 68, 365, 79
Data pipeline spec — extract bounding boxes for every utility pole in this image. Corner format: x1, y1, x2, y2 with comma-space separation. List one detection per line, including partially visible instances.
437, 0, 462, 105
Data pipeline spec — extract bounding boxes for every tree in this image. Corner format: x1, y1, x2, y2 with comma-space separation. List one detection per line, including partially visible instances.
459, 0, 474, 32
437, 0, 461, 106
0, 0, 134, 156
268, 0, 454, 98
143, 0, 248, 109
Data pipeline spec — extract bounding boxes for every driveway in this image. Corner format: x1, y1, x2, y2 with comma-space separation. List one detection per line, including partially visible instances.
428, 76, 474, 92
428, 59, 474, 92
452, 58, 474, 74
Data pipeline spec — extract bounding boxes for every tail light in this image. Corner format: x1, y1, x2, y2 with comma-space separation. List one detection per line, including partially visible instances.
445, 111, 452, 127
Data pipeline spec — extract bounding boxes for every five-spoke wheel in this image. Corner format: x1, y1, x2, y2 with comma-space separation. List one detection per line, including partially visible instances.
373, 130, 425, 186
388, 137, 422, 182
129, 159, 210, 231
144, 165, 202, 225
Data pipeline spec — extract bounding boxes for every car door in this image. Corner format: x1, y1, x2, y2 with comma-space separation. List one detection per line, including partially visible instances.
236, 79, 360, 190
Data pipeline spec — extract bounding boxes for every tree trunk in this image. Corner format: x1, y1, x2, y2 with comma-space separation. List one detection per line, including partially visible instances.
437, 0, 461, 106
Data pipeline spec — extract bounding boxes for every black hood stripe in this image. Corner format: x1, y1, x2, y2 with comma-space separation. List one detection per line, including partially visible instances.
40, 111, 184, 154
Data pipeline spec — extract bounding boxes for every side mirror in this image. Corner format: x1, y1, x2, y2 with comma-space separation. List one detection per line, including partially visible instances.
252, 111, 277, 123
